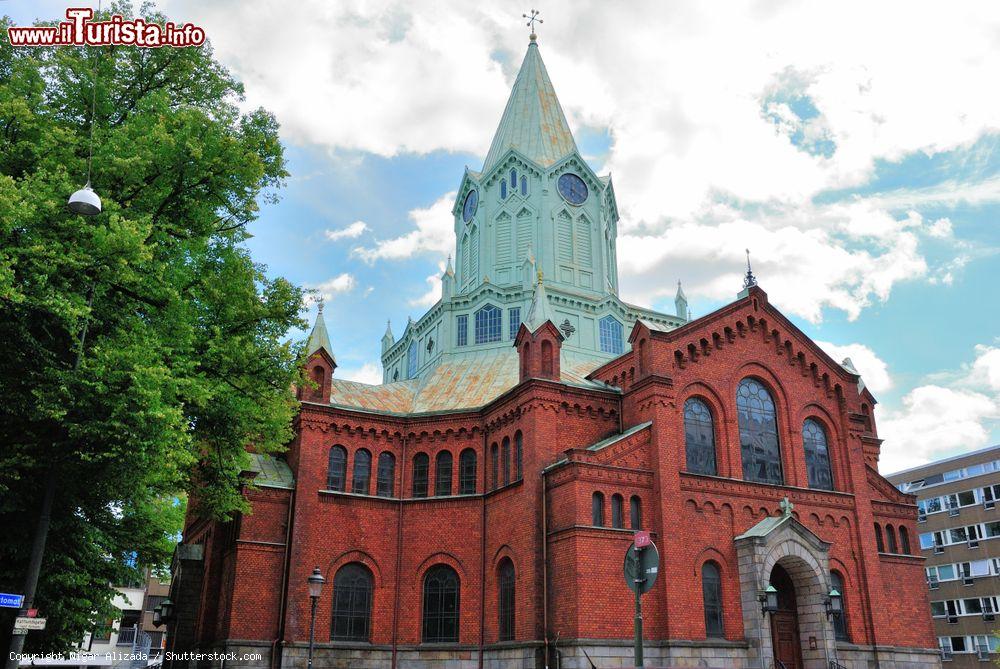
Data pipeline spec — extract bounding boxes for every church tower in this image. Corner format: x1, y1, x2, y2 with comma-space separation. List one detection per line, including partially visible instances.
380, 34, 686, 383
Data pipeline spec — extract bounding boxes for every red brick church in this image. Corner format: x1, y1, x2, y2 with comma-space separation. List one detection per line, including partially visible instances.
170, 33, 940, 669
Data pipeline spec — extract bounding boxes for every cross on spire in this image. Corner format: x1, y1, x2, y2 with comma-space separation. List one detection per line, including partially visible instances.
523, 9, 543, 39
317, 296, 325, 314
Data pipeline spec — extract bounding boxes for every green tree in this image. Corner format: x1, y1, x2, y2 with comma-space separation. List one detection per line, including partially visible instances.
0, 3, 305, 653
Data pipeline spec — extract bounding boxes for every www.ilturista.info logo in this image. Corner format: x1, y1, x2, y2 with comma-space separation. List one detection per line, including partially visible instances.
7, 8, 206, 47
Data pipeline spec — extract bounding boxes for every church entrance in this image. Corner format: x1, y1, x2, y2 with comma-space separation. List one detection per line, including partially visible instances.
769, 564, 803, 669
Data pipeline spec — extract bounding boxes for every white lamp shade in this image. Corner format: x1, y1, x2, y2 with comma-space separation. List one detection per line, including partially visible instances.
68, 184, 101, 216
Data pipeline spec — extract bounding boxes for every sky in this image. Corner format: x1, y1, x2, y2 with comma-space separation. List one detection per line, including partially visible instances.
7, 0, 1000, 474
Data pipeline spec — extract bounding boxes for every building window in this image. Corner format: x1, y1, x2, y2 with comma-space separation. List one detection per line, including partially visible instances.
611, 494, 624, 528
352, 448, 372, 495
592, 492, 605, 526
475, 304, 502, 344
490, 443, 499, 490
500, 180, 507, 199
508, 307, 521, 340
456, 315, 468, 346
332, 563, 373, 641
684, 398, 717, 476
514, 432, 523, 481
435, 451, 453, 497
459, 449, 477, 495
886, 524, 898, 554
599, 316, 624, 354
498, 559, 515, 642
510, 168, 517, 190
501, 437, 511, 486
803, 419, 834, 490
831, 571, 848, 641
899, 526, 911, 555
541, 339, 553, 376
412, 453, 429, 498
702, 562, 724, 638
328, 445, 347, 491
520, 175, 528, 196
874, 523, 885, 552
736, 378, 783, 485
407, 340, 418, 378
630, 496, 642, 529
422, 565, 459, 643
376, 452, 395, 497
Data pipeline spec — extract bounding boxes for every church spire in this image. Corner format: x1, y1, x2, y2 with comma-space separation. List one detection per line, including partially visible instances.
481, 33, 577, 172
675, 280, 688, 321
306, 300, 335, 362
523, 271, 555, 332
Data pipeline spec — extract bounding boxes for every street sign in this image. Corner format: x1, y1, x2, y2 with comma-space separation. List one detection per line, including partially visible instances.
14, 617, 46, 631
0, 593, 24, 608
634, 530, 651, 548
26, 608, 38, 618
623, 542, 659, 594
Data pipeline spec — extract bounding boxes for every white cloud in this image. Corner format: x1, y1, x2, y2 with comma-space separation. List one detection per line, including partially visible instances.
967, 345, 1000, 391
308, 273, 356, 302
927, 217, 954, 238
338, 362, 383, 385
353, 192, 455, 263
410, 266, 444, 308
325, 221, 368, 241
815, 341, 893, 394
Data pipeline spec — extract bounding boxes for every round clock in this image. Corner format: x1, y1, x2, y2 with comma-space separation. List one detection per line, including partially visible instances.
462, 189, 479, 222
557, 173, 588, 205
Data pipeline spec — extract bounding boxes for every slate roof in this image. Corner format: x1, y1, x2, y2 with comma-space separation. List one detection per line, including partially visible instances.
307, 309, 334, 361
245, 453, 295, 489
324, 348, 611, 415
482, 38, 577, 173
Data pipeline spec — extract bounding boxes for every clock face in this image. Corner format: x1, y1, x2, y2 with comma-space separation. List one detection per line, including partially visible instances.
557, 173, 588, 205
462, 189, 479, 222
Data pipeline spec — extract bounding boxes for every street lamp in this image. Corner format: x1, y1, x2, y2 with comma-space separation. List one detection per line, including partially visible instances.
152, 606, 162, 628
824, 588, 843, 618
67, 182, 102, 216
759, 585, 779, 615
159, 599, 175, 623
307, 567, 325, 669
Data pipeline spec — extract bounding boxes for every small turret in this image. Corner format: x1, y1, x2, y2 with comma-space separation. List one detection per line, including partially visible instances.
381, 320, 395, 354
441, 255, 455, 300
300, 301, 337, 402
675, 280, 688, 322
514, 272, 563, 382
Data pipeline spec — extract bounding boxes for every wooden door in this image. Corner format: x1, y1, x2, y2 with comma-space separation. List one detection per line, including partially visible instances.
770, 610, 802, 669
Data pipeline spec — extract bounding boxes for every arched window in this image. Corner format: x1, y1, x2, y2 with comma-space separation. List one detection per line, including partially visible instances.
684, 398, 717, 476
435, 451, 453, 497
376, 452, 395, 497
611, 494, 624, 528
412, 453, 429, 498
885, 524, 898, 554
514, 432, 523, 481
541, 339, 553, 376
899, 526, 911, 555
332, 563, 373, 641
520, 175, 528, 196
490, 443, 499, 490
328, 445, 347, 491
736, 378, 783, 485
630, 496, 642, 529
831, 571, 848, 641
802, 419, 834, 490
352, 448, 372, 494
475, 304, 502, 344
599, 316, 624, 354
874, 523, 885, 552
592, 492, 605, 526
521, 342, 530, 378
702, 562, 723, 638
510, 168, 517, 190
501, 437, 511, 486
422, 565, 459, 643
498, 559, 515, 642
500, 180, 507, 199
407, 340, 418, 379
459, 449, 477, 495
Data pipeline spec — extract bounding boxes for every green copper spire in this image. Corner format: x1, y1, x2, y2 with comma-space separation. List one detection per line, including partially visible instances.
523, 271, 555, 332
307, 301, 334, 361
482, 36, 577, 173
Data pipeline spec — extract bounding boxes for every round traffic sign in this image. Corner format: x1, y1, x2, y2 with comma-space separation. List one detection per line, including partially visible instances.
623, 543, 659, 594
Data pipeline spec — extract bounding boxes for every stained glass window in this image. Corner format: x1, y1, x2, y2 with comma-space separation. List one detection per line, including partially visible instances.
435, 451, 453, 497
332, 564, 372, 641
702, 562, 723, 637
599, 316, 624, 354
352, 448, 371, 494
376, 452, 395, 497
456, 314, 468, 347
412, 453, 429, 498
475, 304, 502, 344
803, 419, 833, 490
407, 340, 418, 379
736, 378, 783, 485
508, 307, 521, 340
498, 559, 515, 641
684, 398, 717, 476
422, 565, 459, 643
459, 449, 477, 495
328, 445, 347, 491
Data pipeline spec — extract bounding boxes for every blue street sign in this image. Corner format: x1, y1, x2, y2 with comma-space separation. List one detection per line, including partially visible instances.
0, 593, 24, 608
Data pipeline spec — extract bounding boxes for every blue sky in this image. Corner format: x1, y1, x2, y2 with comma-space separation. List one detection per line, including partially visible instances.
8, 0, 1000, 473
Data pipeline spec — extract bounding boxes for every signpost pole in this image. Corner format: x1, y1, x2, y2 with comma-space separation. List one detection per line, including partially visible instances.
634, 563, 644, 669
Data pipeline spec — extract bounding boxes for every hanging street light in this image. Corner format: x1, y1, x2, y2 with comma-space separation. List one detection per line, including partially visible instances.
759, 584, 779, 615
824, 588, 843, 618
68, 182, 102, 216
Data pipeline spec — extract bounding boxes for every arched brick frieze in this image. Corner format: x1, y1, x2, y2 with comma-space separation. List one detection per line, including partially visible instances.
325, 549, 384, 588
414, 551, 469, 580
491, 544, 517, 571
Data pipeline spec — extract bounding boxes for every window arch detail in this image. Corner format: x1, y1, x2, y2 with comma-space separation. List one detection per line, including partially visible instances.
376, 452, 395, 497
422, 565, 460, 643
684, 397, 717, 476
332, 563, 373, 641
352, 448, 372, 494
736, 378, 783, 485
803, 418, 834, 490
475, 304, 502, 344
412, 453, 429, 498
459, 449, 477, 495
328, 445, 347, 491
435, 451, 453, 497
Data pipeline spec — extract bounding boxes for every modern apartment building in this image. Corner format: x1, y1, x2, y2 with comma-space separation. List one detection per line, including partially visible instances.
887, 444, 1000, 665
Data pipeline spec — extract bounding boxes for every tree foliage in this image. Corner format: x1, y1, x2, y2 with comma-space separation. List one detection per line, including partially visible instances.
0, 3, 305, 652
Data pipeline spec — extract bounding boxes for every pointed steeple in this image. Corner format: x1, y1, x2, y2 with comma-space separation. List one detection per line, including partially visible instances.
441, 255, 456, 300
482, 37, 577, 173
307, 300, 335, 362
381, 319, 395, 354
675, 280, 688, 321
523, 271, 555, 332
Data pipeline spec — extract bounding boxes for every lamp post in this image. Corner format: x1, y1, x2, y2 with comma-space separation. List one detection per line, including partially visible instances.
824, 588, 842, 619
759, 585, 778, 615
307, 567, 325, 669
